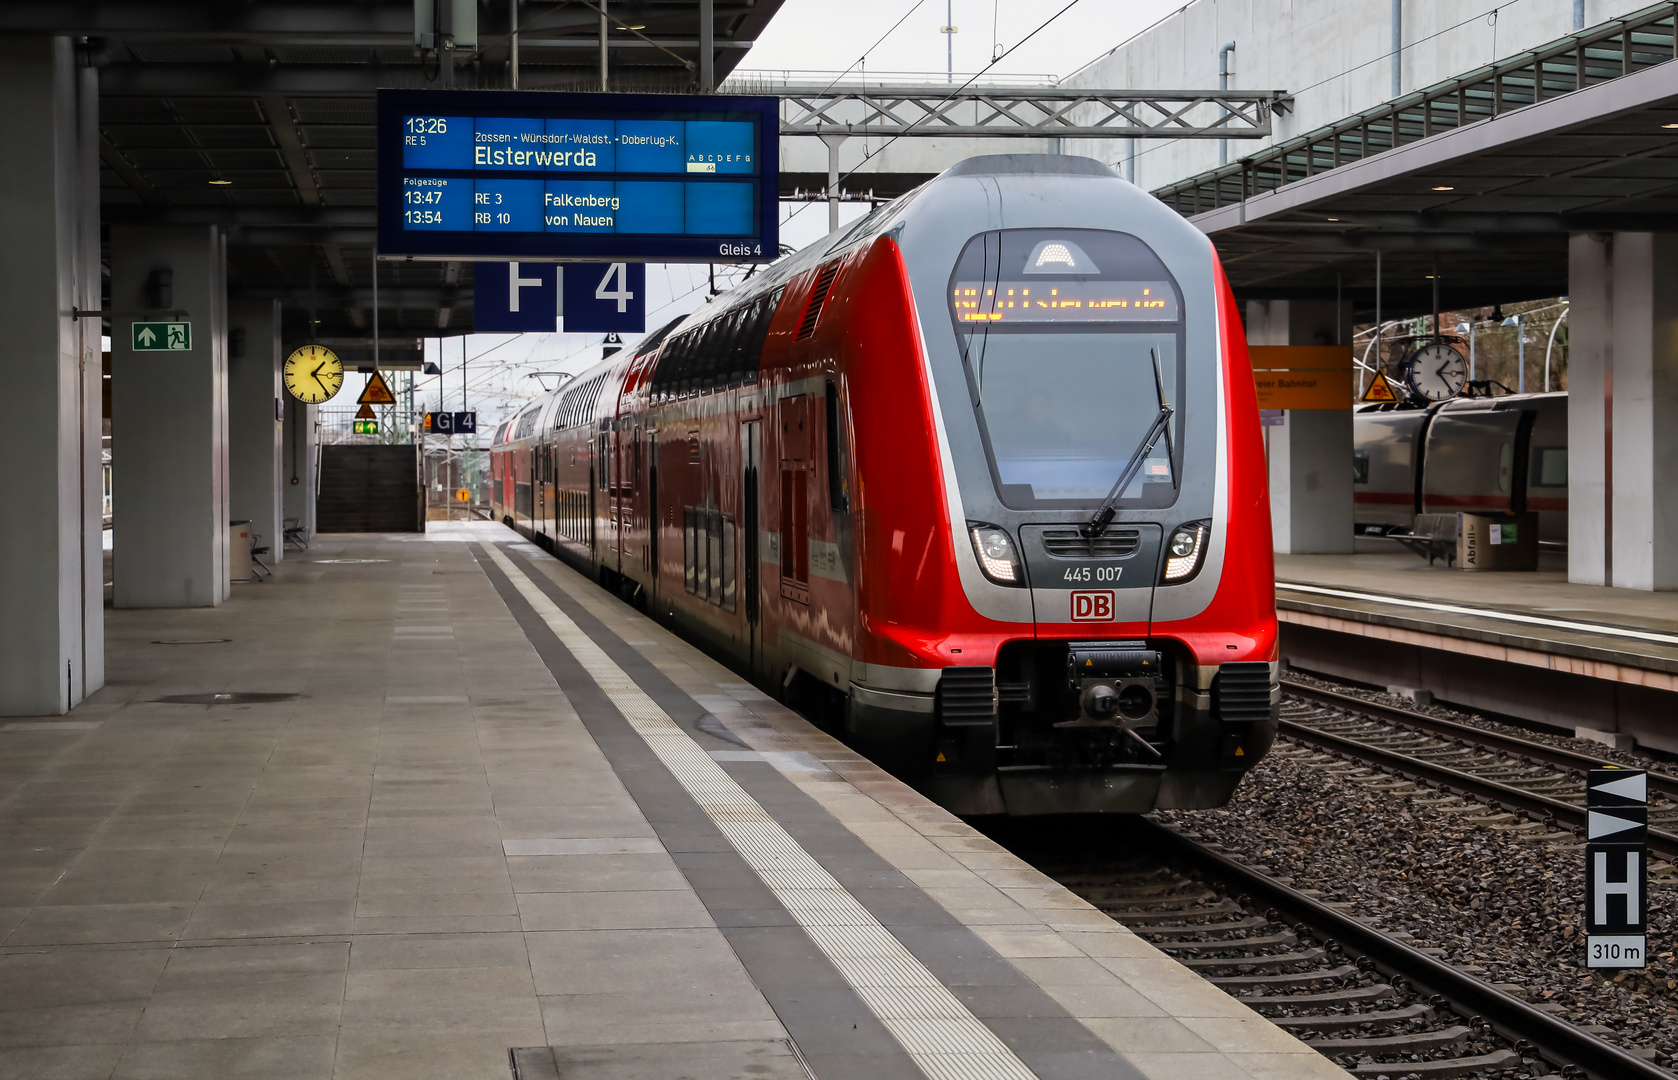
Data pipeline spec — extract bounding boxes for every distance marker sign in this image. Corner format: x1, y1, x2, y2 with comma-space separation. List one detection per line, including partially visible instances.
1586, 768, 1648, 969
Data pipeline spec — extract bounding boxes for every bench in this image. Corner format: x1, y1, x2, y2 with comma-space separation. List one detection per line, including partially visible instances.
1386, 512, 1456, 567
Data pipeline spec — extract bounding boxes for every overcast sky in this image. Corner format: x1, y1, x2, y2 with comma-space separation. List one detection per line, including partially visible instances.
740, 0, 1185, 81
433, 0, 1189, 435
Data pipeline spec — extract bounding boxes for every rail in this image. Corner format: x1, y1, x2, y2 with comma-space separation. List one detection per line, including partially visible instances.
1277, 692, 1678, 864
1283, 678, 1678, 801
1143, 818, 1672, 1080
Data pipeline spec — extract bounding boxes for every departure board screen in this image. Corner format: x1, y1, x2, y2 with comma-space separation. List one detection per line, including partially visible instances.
950, 280, 1179, 324
377, 90, 779, 262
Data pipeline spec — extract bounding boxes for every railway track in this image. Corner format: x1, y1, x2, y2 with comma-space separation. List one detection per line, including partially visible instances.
1033, 818, 1671, 1080
991, 679, 1678, 1079
1277, 679, 1678, 865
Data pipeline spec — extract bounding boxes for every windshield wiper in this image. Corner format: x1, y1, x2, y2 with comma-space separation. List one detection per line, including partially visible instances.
1081, 348, 1174, 540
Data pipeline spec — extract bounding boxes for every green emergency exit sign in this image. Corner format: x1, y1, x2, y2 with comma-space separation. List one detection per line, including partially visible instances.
132, 321, 191, 351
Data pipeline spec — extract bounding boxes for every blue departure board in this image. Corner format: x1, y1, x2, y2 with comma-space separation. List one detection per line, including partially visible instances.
377, 90, 779, 263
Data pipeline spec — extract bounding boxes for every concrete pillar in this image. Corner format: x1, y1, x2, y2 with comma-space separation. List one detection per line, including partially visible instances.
1246, 299, 1355, 554
110, 226, 230, 607
0, 38, 103, 715
229, 300, 283, 563
1567, 232, 1678, 590
283, 395, 318, 540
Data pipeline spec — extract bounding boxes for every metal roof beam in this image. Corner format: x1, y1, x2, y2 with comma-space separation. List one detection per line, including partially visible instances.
774, 86, 1288, 139
107, 204, 372, 227
259, 95, 319, 205
3, 3, 414, 42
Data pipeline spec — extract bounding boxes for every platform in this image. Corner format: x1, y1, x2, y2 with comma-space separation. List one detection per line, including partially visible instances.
1277, 546, 1678, 751
0, 524, 1338, 1080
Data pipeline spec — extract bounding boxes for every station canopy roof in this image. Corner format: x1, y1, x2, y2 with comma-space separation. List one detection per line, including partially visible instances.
3, 1, 786, 360
1154, 6, 1678, 319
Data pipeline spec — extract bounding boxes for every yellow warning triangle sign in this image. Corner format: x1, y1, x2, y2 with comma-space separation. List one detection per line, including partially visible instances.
357, 370, 397, 405
1361, 371, 1400, 404
354, 403, 376, 420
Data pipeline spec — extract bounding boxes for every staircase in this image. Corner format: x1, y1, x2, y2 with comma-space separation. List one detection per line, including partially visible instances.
317, 445, 422, 533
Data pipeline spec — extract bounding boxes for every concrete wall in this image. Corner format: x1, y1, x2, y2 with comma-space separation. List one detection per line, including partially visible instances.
1063, 0, 1639, 190
0, 37, 103, 715
1568, 232, 1678, 590
229, 300, 283, 562
1247, 298, 1355, 554
110, 226, 231, 607
283, 398, 318, 540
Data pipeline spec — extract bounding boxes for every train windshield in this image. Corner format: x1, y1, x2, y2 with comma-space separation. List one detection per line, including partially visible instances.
948, 229, 1185, 510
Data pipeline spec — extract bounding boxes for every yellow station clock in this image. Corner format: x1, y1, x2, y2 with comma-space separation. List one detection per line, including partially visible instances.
283, 344, 345, 404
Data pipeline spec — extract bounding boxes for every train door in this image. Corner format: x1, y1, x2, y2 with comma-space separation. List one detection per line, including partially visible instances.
613, 425, 636, 569
597, 430, 611, 570
537, 445, 549, 542
647, 429, 659, 590
777, 396, 810, 606
741, 420, 762, 676
528, 448, 538, 531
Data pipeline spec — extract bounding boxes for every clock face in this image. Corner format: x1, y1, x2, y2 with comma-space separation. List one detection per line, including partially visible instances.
1402, 342, 1469, 402
283, 345, 345, 404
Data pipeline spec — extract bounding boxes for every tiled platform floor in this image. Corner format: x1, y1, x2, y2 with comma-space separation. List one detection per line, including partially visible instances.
0, 524, 1340, 1080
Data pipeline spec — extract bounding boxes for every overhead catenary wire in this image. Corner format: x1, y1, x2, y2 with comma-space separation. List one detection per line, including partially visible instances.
782, 0, 1087, 231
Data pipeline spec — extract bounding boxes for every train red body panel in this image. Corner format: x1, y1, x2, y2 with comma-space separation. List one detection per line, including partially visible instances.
492, 155, 1280, 815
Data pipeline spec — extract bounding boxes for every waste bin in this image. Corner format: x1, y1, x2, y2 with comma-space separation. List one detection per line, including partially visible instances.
229, 519, 253, 584
1456, 511, 1538, 571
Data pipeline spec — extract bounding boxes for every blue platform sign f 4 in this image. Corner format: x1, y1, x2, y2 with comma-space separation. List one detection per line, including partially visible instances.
474, 261, 557, 333
563, 262, 645, 334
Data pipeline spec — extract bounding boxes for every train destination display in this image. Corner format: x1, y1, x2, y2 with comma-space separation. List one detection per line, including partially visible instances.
377, 90, 778, 262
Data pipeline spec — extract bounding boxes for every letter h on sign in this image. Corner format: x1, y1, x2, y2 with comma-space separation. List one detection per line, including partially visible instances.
1585, 768, 1648, 969
474, 262, 558, 332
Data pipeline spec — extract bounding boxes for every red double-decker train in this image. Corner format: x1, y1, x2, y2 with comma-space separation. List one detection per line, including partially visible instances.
491, 154, 1278, 815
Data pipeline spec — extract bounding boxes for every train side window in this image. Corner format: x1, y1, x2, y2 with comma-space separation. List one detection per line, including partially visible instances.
707, 509, 723, 605
699, 319, 727, 395
1353, 450, 1370, 486
1534, 446, 1567, 486
824, 380, 849, 512
598, 435, 610, 491
780, 469, 808, 587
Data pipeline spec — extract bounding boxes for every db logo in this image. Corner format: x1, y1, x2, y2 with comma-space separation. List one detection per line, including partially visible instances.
1070, 590, 1115, 622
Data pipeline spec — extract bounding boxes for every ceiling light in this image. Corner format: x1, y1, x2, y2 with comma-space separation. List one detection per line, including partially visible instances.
616, 24, 646, 30
1326, 217, 1340, 222
1431, 185, 1454, 191
1663, 122, 1678, 129
209, 178, 232, 185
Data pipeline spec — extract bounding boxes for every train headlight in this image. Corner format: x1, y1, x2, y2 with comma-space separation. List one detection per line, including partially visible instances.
1162, 520, 1210, 583
968, 523, 1025, 586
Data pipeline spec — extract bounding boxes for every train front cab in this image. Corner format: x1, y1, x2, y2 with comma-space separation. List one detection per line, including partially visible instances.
826, 159, 1279, 817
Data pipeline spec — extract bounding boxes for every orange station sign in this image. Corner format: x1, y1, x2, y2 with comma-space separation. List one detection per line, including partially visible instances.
1248, 346, 1353, 410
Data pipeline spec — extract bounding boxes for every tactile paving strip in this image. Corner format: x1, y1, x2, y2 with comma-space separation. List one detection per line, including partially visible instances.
481, 543, 1038, 1080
